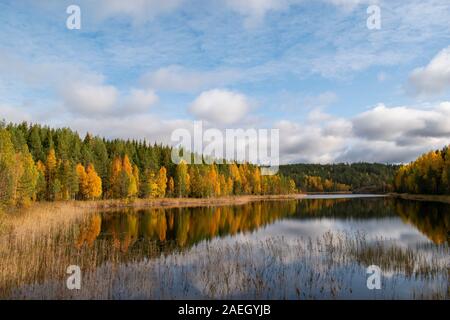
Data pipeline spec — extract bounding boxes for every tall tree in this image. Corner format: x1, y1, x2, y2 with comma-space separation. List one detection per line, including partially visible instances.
175, 161, 189, 197
15, 145, 39, 206
0, 128, 17, 206
157, 167, 168, 197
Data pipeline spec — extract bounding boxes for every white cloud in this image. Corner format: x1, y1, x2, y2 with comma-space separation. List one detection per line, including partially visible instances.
141, 65, 241, 93
353, 103, 450, 140
62, 83, 118, 115
66, 114, 191, 146
275, 114, 352, 164
336, 140, 433, 163
409, 46, 450, 96
341, 102, 450, 163
223, 0, 296, 27
222, 0, 378, 28
0, 54, 159, 117
62, 84, 159, 117
122, 89, 159, 113
222, 0, 372, 27
0, 103, 32, 123
62, 0, 375, 28
325, 0, 375, 11
85, 0, 185, 23
275, 102, 450, 164
189, 89, 250, 125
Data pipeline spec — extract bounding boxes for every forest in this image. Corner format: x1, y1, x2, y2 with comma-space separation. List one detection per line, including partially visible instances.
279, 163, 399, 193
2, 120, 449, 211
394, 146, 450, 195
0, 122, 296, 209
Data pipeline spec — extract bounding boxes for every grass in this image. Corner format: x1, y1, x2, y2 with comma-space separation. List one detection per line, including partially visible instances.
0, 202, 90, 240
0, 224, 447, 299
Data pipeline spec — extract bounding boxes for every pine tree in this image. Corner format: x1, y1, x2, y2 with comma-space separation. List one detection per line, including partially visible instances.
28, 125, 45, 162
35, 160, 46, 201
45, 149, 58, 200
58, 160, 78, 200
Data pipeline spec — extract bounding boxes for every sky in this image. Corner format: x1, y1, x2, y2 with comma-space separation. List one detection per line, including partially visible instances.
1, 0, 450, 164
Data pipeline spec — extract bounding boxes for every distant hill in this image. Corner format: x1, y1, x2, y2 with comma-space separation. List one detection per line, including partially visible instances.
279, 163, 399, 193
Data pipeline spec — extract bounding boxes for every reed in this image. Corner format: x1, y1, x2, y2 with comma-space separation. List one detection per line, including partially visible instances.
1, 222, 447, 299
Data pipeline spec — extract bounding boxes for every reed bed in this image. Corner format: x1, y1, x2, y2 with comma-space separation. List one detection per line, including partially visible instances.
1, 223, 448, 300
0, 202, 90, 240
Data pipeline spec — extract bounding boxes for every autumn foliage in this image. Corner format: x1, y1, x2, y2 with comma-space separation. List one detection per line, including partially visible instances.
0, 122, 297, 208
394, 146, 450, 195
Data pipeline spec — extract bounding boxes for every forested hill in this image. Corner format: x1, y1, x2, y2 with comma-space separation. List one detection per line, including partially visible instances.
394, 145, 450, 195
279, 163, 399, 193
0, 121, 296, 208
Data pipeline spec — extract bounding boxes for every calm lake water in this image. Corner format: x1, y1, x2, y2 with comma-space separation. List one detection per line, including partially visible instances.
3, 195, 449, 299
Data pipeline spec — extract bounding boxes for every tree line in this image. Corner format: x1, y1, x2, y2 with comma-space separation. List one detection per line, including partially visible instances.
0, 122, 296, 208
279, 163, 398, 193
301, 175, 350, 193
394, 146, 450, 195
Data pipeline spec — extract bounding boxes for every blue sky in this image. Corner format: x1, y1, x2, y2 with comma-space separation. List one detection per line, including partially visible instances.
1, 0, 450, 163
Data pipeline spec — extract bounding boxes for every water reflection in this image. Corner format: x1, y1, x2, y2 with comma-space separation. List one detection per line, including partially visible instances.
394, 199, 450, 245
6, 196, 448, 300
76, 197, 450, 252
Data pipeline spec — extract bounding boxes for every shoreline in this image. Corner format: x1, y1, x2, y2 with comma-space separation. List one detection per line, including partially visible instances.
67, 194, 311, 210
7, 193, 449, 216
2, 195, 307, 237
7, 194, 309, 215
5, 192, 402, 215
389, 193, 450, 205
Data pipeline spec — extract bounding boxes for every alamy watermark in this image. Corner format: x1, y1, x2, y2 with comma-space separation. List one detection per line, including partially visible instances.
66, 265, 81, 290
66, 5, 81, 30
171, 121, 279, 175
66, 4, 381, 31
367, 5, 381, 30
366, 265, 382, 290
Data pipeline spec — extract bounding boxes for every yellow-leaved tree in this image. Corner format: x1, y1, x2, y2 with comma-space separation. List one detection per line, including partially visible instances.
122, 155, 138, 198
175, 160, 189, 197
85, 164, 102, 200
147, 172, 159, 198
157, 167, 168, 197
109, 155, 138, 199
76, 163, 102, 200
76, 163, 88, 200
168, 177, 175, 197
109, 156, 122, 198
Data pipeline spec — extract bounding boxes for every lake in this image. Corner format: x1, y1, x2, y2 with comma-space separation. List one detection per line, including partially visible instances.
1, 195, 449, 299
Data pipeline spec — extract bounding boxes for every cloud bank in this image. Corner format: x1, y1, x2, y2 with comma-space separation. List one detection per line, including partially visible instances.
409, 46, 450, 96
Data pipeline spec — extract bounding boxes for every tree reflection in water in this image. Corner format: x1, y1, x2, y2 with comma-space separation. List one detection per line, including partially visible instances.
75, 197, 449, 254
